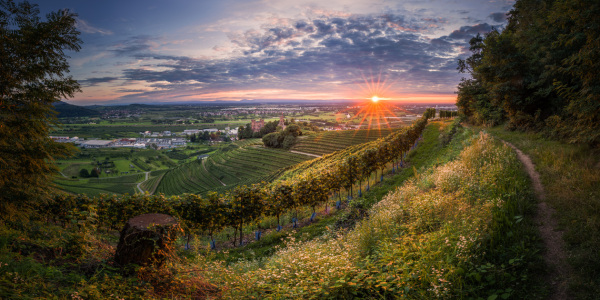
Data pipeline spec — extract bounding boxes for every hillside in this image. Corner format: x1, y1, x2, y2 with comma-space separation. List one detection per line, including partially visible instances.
4, 120, 600, 299
291, 128, 399, 156
53, 101, 100, 118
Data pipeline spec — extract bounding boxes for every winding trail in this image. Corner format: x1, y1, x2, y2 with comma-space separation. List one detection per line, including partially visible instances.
202, 159, 226, 186
502, 141, 572, 300
136, 171, 150, 193
290, 150, 322, 158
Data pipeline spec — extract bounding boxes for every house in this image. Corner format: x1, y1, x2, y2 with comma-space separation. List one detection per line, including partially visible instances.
183, 129, 200, 135
251, 119, 264, 132
50, 136, 70, 142
172, 138, 186, 147
80, 140, 115, 148
115, 138, 136, 147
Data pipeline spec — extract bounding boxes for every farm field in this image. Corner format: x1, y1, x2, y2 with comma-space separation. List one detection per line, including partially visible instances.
53, 145, 213, 195
291, 128, 400, 156
153, 139, 314, 195
54, 173, 145, 196
54, 128, 413, 197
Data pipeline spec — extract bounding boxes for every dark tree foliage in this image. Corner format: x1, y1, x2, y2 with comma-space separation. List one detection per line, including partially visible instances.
262, 124, 302, 149
0, 0, 81, 220
456, 0, 600, 145
79, 168, 90, 178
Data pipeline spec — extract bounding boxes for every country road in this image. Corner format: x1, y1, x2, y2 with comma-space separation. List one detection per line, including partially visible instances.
136, 171, 150, 193
290, 150, 322, 158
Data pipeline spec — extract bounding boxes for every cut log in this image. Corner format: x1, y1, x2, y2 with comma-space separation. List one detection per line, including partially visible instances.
114, 213, 180, 267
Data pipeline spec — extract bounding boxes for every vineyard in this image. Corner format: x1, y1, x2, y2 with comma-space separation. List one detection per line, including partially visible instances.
152, 141, 315, 195
139, 169, 169, 194
291, 128, 399, 156
54, 175, 142, 197
42, 112, 432, 250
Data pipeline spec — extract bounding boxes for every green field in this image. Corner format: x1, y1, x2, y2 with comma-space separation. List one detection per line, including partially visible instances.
54, 173, 145, 196
53, 146, 212, 195
291, 128, 400, 155
153, 139, 314, 195
54, 129, 410, 197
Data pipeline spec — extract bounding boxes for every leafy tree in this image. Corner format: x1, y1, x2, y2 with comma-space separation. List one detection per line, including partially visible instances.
90, 168, 100, 178
266, 182, 294, 227
283, 124, 302, 137
228, 184, 264, 246
262, 132, 282, 148
259, 120, 278, 136
243, 123, 253, 139
282, 135, 296, 149
0, 0, 81, 220
456, 0, 600, 145
79, 168, 90, 178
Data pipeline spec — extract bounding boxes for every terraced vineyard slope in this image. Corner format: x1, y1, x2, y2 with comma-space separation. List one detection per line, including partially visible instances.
54, 173, 145, 197
153, 140, 314, 195
291, 128, 400, 156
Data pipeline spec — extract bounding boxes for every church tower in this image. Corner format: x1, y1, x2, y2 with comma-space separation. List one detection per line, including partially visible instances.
278, 114, 286, 130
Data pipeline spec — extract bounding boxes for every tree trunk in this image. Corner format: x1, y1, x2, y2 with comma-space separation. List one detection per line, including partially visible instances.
240, 222, 244, 247
114, 213, 179, 268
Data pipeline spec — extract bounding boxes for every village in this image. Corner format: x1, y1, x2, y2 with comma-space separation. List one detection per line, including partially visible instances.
49, 127, 236, 149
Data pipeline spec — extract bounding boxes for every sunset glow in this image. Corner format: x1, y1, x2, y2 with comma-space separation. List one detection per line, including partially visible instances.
36, 0, 510, 105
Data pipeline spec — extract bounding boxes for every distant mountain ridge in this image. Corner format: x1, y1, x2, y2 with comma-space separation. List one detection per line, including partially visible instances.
53, 101, 100, 118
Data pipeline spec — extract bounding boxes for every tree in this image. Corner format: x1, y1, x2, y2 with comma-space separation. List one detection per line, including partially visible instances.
0, 0, 81, 220
282, 135, 296, 149
90, 168, 100, 178
79, 168, 90, 178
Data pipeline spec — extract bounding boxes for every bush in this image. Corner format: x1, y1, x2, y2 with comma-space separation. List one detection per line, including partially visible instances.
79, 169, 90, 178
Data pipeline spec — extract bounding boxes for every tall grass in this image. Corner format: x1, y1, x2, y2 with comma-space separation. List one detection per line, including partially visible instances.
196, 132, 542, 299
487, 127, 600, 299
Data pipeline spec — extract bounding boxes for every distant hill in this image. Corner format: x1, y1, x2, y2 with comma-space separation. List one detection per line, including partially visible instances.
53, 101, 100, 118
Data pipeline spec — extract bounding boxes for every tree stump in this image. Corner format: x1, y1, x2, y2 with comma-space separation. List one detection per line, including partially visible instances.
114, 213, 180, 267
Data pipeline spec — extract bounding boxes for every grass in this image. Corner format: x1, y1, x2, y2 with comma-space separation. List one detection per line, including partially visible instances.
191, 129, 542, 299
486, 126, 600, 299
155, 142, 315, 195
291, 128, 398, 155
208, 121, 471, 262
1, 120, 546, 299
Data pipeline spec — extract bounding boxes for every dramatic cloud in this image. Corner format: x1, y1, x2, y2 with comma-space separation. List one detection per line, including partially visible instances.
447, 23, 494, 41
110, 35, 156, 56
102, 13, 491, 101
488, 12, 508, 22
80, 76, 119, 87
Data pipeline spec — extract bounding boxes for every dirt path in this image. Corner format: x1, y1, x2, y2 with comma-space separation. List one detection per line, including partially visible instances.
136, 171, 150, 193
202, 159, 226, 186
290, 150, 322, 158
502, 141, 572, 300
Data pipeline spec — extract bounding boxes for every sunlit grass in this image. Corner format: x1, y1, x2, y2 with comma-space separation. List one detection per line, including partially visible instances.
193, 131, 542, 299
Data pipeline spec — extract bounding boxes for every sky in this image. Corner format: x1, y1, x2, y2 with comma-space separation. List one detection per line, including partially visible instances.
37, 0, 514, 105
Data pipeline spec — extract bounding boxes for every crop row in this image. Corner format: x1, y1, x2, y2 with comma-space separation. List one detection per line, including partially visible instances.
87, 173, 145, 184
42, 111, 432, 252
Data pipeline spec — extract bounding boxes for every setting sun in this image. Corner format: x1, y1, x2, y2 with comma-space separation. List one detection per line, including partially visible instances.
371, 95, 380, 103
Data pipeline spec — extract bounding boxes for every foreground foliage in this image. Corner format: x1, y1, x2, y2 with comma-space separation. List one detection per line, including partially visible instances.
0, 0, 80, 220
456, 0, 600, 145
487, 127, 600, 299
196, 132, 542, 299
